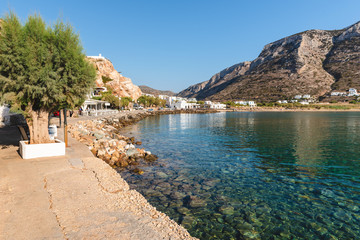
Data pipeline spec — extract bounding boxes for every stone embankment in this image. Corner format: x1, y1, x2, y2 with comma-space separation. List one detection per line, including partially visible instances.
68, 109, 218, 173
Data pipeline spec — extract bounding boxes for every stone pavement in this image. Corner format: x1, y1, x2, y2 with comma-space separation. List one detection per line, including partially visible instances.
0, 125, 195, 240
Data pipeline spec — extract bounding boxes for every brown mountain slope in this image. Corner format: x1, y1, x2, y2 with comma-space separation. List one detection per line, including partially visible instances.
138, 85, 176, 96
178, 21, 360, 102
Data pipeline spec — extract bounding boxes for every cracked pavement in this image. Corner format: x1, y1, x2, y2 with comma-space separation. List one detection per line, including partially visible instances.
0, 125, 196, 240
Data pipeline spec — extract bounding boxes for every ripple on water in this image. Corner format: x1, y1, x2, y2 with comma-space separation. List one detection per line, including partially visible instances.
119, 112, 360, 239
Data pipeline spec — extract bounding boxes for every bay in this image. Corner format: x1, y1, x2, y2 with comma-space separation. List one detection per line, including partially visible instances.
119, 112, 360, 239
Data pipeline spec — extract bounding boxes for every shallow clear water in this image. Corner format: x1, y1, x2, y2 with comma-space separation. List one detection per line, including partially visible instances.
119, 112, 360, 239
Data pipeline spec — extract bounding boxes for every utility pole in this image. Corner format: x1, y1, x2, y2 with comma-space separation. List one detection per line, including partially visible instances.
59, 110, 62, 128
63, 108, 68, 147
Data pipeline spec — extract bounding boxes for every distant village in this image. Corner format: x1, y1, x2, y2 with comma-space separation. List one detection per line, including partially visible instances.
75, 86, 360, 117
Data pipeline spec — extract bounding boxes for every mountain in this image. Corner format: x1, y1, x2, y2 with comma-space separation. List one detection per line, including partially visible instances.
139, 85, 176, 96
87, 56, 142, 100
178, 21, 360, 102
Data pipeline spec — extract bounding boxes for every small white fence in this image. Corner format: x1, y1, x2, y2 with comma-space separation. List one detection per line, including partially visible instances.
82, 109, 119, 116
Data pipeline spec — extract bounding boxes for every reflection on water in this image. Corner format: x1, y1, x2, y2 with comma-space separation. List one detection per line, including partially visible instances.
119, 112, 360, 239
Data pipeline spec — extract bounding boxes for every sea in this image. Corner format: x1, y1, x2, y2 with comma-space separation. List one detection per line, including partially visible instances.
119, 112, 360, 239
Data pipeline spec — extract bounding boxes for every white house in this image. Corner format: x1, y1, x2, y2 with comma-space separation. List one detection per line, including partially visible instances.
234, 100, 257, 107
210, 103, 227, 109
277, 100, 288, 104
247, 101, 257, 107
234, 101, 247, 105
204, 101, 226, 109
187, 98, 197, 102
303, 95, 311, 99
170, 101, 200, 110
158, 95, 169, 100
299, 101, 309, 105
348, 88, 359, 96
87, 54, 105, 60
294, 95, 302, 99
142, 93, 155, 97
93, 87, 108, 96
331, 92, 343, 96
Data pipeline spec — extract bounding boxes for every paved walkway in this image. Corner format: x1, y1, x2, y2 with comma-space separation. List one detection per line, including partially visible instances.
0, 124, 195, 240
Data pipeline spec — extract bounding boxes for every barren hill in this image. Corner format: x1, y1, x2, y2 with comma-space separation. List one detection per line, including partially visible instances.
178, 21, 360, 102
139, 85, 176, 96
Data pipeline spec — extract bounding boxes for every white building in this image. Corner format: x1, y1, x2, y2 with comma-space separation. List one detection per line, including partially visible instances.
204, 101, 226, 109
87, 54, 105, 60
234, 101, 247, 106
331, 92, 345, 96
170, 101, 200, 110
247, 101, 257, 107
210, 103, 227, 109
299, 101, 309, 105
235, 101, 257, 107
93, 87, 108, 96
158, 95, 168, 100
348, 88, 359, 96
277, 100, 288, 104
187, 98, 197, 102
294, 95, 302, 99
303, 95, 311, 99
142, 93, 155, 97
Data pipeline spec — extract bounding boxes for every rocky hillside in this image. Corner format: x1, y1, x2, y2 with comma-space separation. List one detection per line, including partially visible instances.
178, 21, 360, 101
139, 85, 176, 96
87, 57, 142, 100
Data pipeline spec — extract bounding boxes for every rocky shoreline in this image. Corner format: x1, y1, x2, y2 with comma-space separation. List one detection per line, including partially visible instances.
66, 109, 219, 238
68, 109, 218, 173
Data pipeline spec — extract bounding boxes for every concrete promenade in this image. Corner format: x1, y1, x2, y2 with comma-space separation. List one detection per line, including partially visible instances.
0, 120, 195, 239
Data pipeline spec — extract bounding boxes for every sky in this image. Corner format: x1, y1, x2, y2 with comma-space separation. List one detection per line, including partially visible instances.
1, 1, 360, 92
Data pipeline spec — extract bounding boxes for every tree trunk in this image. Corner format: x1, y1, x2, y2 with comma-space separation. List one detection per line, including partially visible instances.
26, 109, 51, 144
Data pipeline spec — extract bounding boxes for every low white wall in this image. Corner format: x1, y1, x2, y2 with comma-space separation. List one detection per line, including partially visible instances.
19, 139, 66, 159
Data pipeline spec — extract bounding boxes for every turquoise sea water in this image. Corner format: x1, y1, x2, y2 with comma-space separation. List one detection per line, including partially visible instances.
119, 112, 360, 239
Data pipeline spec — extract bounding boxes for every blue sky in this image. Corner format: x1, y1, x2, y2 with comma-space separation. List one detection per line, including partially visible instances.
1, 1, 359, 92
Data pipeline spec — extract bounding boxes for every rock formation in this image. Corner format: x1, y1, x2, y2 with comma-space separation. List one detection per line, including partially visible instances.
87, 56, 142, 100
178, 21, 360, 102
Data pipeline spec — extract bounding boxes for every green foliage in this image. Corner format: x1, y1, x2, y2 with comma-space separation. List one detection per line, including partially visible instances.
102, 94, 120, 108
329, 100, 338, 103
120, 97, 132, 108
222, 101, 236, 107
197, 101, 204, 105
0, 12, 96, 115
349, 100, 358, 104
137, 95, 165, 107
101, 75, 112, 84
91, 96, 102, 100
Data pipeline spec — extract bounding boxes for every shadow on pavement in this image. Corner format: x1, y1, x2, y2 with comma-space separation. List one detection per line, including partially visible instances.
0, 126, 21, 147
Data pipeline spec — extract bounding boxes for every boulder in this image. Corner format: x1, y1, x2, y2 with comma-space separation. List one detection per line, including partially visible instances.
131, 168, 144, 175
145, 154, 158, 162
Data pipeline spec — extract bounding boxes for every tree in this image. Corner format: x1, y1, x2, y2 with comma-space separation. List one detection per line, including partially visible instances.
0, 13, 96, 144
137, 95, 165, 108
120, 97, 132, 108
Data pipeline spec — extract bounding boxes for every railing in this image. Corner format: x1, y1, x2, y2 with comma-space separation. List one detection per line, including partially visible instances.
82, 109, 119, 116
